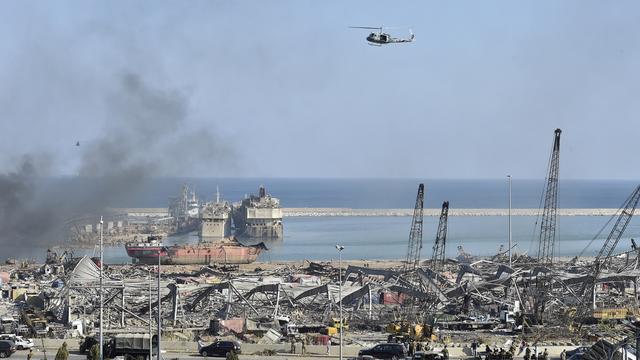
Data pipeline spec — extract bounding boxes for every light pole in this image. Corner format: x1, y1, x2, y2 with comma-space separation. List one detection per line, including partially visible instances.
149, 268, 153, 360
507, 175, 512, 267
99, 216, 104, 360
157, 249, 162, 360
335, 244, 345, 360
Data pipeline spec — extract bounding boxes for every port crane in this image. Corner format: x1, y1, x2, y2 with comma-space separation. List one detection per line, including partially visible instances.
403, 184, 425, 274
431, 201, 449, 272
575, 184, 640, 320
537, 129, 562, 264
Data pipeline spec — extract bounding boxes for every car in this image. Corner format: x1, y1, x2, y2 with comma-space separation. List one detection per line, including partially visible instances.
413, 351, 444, 360
358, 343, 408, 360
79, 337, 98, 353
566, 347, 590, 358
0, 340, 16, 358
567, 353, 585, 360
199, 341, 241, 357
0, 335, 33, 350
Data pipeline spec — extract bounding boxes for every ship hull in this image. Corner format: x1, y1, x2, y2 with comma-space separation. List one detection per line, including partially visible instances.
164, 242, 265, 265
199, 218, 231, 238
234, 221, 283, 238
125, 245, 168, 265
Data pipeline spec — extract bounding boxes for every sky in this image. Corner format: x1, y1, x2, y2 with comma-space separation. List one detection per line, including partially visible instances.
1, 1, 639, 179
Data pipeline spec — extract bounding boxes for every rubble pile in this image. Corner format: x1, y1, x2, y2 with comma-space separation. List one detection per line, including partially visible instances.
2, 250, 640, 351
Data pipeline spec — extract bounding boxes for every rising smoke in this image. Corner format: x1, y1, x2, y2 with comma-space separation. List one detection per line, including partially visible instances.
0, 72, 233, 251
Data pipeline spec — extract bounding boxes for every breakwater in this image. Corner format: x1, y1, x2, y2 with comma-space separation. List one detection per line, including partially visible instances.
114, 207, 621, 217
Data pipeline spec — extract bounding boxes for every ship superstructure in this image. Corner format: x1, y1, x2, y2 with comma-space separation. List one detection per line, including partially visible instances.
168, 184, 200, 234
199, 189, 232, 238
232, 186, 283, 238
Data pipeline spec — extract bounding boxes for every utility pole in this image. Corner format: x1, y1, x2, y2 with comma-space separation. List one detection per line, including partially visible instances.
149, 269, 152, 360
335, 245, 345, 360
99, 216, 104, 360
508, 175, 512, 267
157, 250, 162, 360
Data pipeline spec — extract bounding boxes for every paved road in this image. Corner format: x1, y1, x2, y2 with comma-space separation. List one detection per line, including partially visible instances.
5, 350, 362, 360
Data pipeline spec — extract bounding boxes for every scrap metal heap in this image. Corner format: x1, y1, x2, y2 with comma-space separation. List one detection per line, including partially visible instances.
0, 243, 636, 348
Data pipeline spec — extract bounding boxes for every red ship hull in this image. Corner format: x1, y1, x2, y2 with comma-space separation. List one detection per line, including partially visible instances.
126, 240, 265, 265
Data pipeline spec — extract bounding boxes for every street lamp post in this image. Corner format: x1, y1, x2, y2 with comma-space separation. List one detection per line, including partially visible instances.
508, 175, 512, 267
99, 216, 104, 360
157, 249, 162, 360
335, 245, 345, 360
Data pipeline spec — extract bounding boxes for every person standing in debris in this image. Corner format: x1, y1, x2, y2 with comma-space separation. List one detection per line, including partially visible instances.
471, 340, 478, 357
416, 342, 423, 353
542, 348, 549, 360
225, 350, 238, 360
560, 349, 567, 360
88, 343, 100, 360
525, 347, 531, 360
325, 340, 330, 355
409, 341, 415, 356
55, 342, 69, 360
442, 345, 449, 360
290, 340, 295, 354
27, 349, 33, 360
301, 339, 306, 355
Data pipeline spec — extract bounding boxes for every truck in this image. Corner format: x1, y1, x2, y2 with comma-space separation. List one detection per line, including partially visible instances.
104, 334, 157, 360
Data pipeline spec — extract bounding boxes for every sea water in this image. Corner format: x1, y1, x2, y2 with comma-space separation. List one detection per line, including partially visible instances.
15, 178, 640, 263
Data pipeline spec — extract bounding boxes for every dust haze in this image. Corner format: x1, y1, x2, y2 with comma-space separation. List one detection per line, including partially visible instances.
0, 72, 233, 250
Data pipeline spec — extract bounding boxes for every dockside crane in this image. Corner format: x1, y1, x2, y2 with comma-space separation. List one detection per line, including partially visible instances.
576, 184, 640, 318
537, 128, 562, 264
431, 201, 449, 272
403, 184, 425, 274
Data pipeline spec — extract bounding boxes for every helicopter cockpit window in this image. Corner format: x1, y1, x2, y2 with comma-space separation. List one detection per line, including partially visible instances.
380, 35, 387, 41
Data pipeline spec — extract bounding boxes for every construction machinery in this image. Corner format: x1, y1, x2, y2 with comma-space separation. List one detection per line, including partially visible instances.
537, 128, 562, 264
323, 318, 348, 336
575, 184, 640, 322
431, 201, 449, 272
385, 322, 436, 343
403, 184, 425, 274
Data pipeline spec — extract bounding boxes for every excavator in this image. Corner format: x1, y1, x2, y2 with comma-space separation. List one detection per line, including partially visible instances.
385, 321, 437, 343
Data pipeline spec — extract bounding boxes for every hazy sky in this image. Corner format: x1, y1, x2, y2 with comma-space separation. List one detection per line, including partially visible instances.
1, 1, 639, 179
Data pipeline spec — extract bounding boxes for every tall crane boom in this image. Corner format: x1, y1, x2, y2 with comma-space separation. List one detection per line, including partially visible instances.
537, 128, 562, 264
404, 184, 425, 273
577, 184, 640, 315
431, 201, 449, 272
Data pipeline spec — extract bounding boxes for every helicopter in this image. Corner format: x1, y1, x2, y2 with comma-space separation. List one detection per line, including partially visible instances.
349, 26, 415, 46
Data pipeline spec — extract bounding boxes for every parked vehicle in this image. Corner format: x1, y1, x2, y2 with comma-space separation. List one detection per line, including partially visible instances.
413, 351, 444, 360
199, 341, 241, 357
0, 340, 16, 358
0, 335, 33, 350
79, 336, 98, 354
358, 343, 408, 360
566, 347, 590, 358
105, 334, 157, 360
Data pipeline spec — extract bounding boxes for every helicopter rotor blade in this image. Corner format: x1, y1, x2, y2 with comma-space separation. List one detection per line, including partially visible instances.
349, 26, 382, 30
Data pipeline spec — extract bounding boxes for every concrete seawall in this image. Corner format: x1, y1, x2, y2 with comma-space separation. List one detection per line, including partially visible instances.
114, 208, 621, 218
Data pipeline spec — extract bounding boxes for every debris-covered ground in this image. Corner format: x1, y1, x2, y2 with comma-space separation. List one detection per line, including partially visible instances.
2, 249, 640, 358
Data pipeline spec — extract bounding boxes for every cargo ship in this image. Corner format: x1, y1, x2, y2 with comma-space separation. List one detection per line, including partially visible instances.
125, 235, 167, 261
168, 184, 201, 234
232, 186, 283, 238
199, 189, 232, 238
125, 237, 265, 265
162, 239, 266, 265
